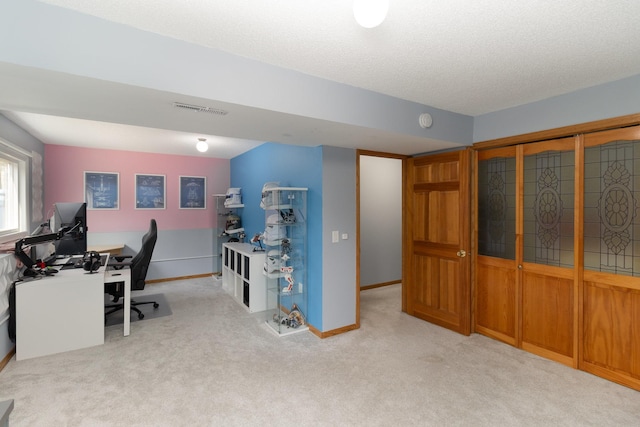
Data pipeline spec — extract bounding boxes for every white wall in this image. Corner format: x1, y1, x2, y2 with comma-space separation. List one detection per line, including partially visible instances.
474, 74, 640, 142
360, 156, 402, 286
322, 146, 357, 331
89, 228, 216, 280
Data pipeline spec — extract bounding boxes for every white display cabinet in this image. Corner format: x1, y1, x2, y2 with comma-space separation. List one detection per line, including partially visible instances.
261, 187, 308, 336
222, 242, 266, 313
213, 194, 244, 275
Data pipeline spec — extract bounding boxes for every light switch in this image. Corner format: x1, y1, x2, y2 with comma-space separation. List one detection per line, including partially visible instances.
342, 233, 349, 240
332, 230, 339, 243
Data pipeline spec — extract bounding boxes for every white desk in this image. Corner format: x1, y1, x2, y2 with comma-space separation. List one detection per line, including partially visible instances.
15, 255, 131, 361
104, 268, 131, 336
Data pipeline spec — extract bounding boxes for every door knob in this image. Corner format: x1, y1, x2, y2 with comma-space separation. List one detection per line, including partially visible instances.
456, 249, 467, 258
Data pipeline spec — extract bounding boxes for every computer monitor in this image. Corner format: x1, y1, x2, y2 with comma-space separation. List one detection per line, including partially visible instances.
53, 202, 87, 256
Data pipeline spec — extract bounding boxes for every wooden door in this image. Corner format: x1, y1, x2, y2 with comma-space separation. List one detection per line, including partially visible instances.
520, 138, 577, 367
580, 125, 640, 390
476, 140, 577, 366
475, 147, 518, 346
404, 150, 471, 335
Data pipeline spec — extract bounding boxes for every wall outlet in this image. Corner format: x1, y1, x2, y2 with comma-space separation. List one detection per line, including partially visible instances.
298, 282, 303, 293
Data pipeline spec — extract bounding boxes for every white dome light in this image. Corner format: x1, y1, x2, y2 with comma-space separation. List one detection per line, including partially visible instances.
353, 0, 389, 29
196, 138, 208, 153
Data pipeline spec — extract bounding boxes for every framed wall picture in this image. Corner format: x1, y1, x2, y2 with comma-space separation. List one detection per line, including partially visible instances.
179, 176, 207, 209
84, 171, 119, 209
135, 174, 166, 209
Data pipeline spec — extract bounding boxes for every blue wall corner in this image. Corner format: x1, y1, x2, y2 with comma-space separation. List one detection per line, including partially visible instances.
231, 142, 323, 329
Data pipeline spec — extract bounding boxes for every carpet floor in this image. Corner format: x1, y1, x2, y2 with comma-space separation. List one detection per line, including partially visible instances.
104, 293, 172, 327
0, 278, 639, 426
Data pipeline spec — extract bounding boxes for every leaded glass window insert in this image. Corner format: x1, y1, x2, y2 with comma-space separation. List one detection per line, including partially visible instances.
584, 140, 640, 276
478, 157, 516, 259
523, 150, 574, 267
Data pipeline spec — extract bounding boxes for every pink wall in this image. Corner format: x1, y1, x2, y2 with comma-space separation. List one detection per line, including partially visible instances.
44, 145, 230, 232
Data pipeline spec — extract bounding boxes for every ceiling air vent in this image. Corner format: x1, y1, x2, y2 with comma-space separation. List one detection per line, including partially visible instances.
173, 102, 229, 116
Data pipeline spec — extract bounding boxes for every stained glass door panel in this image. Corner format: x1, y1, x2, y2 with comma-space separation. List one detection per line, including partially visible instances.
582, 126, 640, 390
475, 148, 518, 345
584, 140, 640, 276
523, 149, 574, 267
521, 139, 576, 365
478, 155, 516, 259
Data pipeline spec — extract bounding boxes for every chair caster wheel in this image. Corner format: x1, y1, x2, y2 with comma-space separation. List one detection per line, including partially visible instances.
153, 303, 159, 308
138, 312, 144, 320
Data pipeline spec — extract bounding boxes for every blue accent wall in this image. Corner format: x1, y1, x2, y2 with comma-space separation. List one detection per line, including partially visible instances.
230, 142, 323, 329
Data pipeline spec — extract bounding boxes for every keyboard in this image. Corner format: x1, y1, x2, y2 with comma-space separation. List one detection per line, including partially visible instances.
54, 254, 109, 270
60, 257, 83, 270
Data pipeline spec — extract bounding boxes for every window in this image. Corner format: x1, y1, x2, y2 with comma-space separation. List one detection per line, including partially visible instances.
0, 139, 28, 243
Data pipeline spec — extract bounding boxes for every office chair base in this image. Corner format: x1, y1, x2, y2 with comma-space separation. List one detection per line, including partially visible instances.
105, 300, 159, 324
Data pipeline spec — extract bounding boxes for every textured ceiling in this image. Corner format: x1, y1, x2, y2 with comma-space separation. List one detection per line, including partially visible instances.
41, 0, 640, 116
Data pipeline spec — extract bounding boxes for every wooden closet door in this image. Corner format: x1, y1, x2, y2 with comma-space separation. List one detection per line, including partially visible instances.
475, 147, 518, 345
581, 125, 640, 390
475, 138, 577, 368
520, 138, 577, 366
404, 150, 471, 335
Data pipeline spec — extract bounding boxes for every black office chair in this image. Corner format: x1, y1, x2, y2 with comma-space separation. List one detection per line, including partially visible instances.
105, 219, 159, 322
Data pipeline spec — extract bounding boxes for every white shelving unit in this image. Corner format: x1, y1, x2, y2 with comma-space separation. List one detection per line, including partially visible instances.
212, 194, 244, 275
221, 242, 266, 313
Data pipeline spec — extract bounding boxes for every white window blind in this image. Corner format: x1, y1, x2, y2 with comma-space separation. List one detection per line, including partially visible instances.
0, 139, 28, 242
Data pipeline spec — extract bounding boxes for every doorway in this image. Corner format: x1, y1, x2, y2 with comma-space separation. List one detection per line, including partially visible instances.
356, 150, 407, 327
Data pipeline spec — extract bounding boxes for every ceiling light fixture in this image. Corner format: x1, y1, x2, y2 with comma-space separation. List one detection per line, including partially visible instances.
196, 137, 209, 153
353, 0, 389, 28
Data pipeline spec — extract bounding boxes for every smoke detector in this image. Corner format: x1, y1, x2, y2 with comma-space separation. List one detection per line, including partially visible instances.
419, 113, 433, 129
